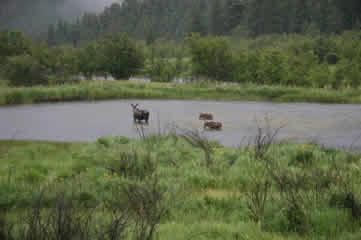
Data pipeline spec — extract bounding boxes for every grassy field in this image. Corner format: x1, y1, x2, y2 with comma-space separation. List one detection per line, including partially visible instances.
1, 80, 361, 105
0, 129, 360, 239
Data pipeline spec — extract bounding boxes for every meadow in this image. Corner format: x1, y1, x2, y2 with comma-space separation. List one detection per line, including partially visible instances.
0, 125, 360, 239
1, 80, 361, 106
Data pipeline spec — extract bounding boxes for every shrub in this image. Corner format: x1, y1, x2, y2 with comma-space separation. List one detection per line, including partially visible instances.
97, 137, 113, 148
0, 30, 32, 64
288, 36, 338, 64
186, 33, 236, 81
335, 55, 361, 88
256, 49, 287, 85
146, 59, 177, 82
100, 33, 145, 80
233, 50, 257, 84
5, 54, 49, 86
306, 63, 331, 88
76, 42, 104, 79
289, 147, 314, 167
284, 51, 318, 86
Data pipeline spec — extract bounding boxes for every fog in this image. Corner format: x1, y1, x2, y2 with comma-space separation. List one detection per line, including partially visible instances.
56, 0, 122, 18
0, 0, 122, 35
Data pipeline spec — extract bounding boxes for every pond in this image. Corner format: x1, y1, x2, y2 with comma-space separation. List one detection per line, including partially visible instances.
1, 100, 361, 150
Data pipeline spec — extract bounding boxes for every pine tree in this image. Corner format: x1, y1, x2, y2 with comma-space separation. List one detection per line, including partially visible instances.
189, 0, 207, 36
209, 0, 224, 36
224, 0, 245, 34
47, 24, 56, 46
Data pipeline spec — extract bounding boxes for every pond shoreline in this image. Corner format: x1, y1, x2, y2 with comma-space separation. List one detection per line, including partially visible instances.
1, 98, 361, 149
0, 80, 360, 106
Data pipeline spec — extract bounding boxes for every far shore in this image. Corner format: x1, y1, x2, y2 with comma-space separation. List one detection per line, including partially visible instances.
0, 80, 360, 105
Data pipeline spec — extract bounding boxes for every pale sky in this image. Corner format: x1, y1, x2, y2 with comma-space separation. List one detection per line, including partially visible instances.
62, 0, 122, 13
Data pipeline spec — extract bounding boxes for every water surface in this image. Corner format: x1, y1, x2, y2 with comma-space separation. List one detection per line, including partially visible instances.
1, 100, 361, 149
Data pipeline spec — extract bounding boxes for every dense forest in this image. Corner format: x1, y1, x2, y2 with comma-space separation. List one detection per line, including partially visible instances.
0, 0, 361, 90
38, 0, 361, 45
1, 0, 360, 44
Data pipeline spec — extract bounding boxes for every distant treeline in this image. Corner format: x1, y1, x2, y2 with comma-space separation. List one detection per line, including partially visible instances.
1, 28, 360, 90
39, 0, 361, 45
0, 0, 115, 38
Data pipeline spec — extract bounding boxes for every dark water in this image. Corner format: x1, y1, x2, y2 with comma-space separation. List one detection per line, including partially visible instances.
1, 100, 361, 149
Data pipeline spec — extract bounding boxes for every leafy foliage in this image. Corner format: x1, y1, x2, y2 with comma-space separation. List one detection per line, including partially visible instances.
4, 54, 49, 86
99, 33, 145, 80
186, 34, 235, 81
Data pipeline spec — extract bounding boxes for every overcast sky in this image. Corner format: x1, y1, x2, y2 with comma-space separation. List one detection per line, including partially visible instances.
56, 0, 122, 19
0, 0, 123, 34
57, 0, 122, 14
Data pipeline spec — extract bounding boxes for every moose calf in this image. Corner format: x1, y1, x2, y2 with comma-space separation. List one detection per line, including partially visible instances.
204, 121, 222, 130
199, 113, 213, 120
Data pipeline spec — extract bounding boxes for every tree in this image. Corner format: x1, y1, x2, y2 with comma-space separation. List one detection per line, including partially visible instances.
189, 0, 207, 36
47, 24, 56, 46
70, 26, 81, 47
334, 0, 361, 30
5, 54, 49, 86
77, 42, 102, 79
293, 0, 309, 33
186, 33, 236, 81
0, 30, 31, 64
224, 0, 245, 34
209, 0, 224, 36
100, 33, 145, 80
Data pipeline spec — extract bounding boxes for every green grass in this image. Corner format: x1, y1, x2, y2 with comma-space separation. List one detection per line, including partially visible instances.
0, 134, 360, 239
0, 80, 361, 105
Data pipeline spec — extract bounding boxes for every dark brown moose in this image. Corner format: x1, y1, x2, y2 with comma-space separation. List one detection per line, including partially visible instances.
199, 112, 213, 120
204, 121, 222, 130
131, 104, 150, 124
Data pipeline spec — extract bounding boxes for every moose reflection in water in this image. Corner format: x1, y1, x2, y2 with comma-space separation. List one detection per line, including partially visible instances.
131, 103, 150, 124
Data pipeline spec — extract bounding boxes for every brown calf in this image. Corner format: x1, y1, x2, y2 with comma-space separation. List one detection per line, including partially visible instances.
199, 112, 213, 120
204, 121, 222, 130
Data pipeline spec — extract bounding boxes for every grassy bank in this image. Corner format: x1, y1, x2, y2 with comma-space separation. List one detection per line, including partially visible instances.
1, 80, 361, 105
0, 131, 360, 239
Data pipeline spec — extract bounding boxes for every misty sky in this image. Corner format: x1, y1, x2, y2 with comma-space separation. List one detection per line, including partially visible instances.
0, 0, 122, 35
57, 0, 122, 15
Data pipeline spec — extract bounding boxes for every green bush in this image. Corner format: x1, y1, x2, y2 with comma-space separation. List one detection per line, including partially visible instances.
146, 59, 177, 82
335, 55, 361, 88
0, 30, 32, 64
256, 49, 287, 85
233, 50, 255, 83
306, 63, 331, 88
284, 51, 318, 86
4, 54, 50, 86
186, 33, 236, 81
288, 36, 339, 64
99, 33, 145, 79
76, 42, 104, 79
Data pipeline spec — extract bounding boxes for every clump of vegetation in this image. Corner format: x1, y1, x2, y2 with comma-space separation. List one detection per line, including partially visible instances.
0, 124, 360, 239
4, 54, 50, 86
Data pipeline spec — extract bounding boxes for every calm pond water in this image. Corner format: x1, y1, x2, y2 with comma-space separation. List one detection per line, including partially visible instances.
1, 99, 361, 149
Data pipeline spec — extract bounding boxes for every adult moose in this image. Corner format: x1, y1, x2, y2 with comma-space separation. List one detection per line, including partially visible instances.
131, 104, 150, 124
